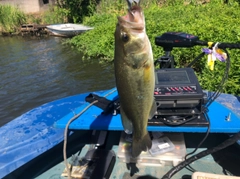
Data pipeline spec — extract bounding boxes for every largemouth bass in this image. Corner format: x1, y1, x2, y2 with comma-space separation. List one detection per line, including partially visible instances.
114, 0, 156, 158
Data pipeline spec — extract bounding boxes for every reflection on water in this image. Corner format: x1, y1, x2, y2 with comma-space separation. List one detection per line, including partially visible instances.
0, 36, 115, 126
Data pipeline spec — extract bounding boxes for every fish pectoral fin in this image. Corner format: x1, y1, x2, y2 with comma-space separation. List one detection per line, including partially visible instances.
148, 100, 157, 119
120, 109, 133, 134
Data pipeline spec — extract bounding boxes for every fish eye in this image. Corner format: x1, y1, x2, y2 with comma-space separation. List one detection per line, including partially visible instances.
121, 32, 129, 42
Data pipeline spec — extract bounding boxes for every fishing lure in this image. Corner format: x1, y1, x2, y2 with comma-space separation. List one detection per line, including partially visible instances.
202, 42, 227, 70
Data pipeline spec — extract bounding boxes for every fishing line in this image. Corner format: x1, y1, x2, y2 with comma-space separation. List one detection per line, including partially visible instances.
63, 88, 117, 179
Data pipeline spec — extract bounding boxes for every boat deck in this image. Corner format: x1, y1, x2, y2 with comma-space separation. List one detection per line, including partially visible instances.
36, 148, 223, 179
35, 131, 240, 179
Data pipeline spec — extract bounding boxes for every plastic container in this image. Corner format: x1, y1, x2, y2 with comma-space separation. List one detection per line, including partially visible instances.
149, 136, 175, 156
192, 172, 240, 179
117, 132, 186, 166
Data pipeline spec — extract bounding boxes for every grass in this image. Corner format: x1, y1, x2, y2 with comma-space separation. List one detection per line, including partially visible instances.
0, 4, 26, 33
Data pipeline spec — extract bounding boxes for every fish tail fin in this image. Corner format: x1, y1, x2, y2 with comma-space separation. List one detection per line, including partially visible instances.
132, 132, 152, 158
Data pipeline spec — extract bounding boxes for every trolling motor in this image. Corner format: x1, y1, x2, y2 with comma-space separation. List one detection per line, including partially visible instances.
154, 32, 200, 68
154, 32, 240, 68
151, 32, 240, 126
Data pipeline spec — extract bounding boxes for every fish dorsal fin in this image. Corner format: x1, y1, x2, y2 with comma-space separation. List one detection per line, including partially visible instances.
120, 109, 133, 134
149, 100, 157, 119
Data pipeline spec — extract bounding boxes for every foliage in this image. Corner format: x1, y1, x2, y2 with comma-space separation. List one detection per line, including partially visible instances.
0, 0, 98, 28
68, 0, 240, 95
55, 0, 97, 23
68, 13, 117, 61
145, 1, 240, 95
0, 5, 26, 33
41, 6, 68, 24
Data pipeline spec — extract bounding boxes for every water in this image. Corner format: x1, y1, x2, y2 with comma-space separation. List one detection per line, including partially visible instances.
0, 36, 115, 127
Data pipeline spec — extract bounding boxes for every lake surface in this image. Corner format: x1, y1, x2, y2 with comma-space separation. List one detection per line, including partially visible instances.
0, 36, 115, 127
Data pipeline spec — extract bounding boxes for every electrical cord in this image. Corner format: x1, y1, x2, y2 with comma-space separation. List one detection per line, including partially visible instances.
156, 108, 211, 172
63, 89, 117, 179
184, 110, 211, 172
206, 48, 230, 107
183, 45, 230, 173
161, 131, 240, 179
185, 110, 210, 158
185, 46, 230, 108
187, 52, 205, 68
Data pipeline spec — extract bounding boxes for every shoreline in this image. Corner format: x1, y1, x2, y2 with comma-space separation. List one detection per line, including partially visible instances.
0, 24, 50, 37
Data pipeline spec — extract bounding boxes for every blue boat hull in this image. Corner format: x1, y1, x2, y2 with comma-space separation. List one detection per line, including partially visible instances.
1, 88, 240, 178
0, 92, 90, 178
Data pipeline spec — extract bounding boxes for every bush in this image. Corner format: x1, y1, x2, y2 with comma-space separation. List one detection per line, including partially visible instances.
69, 13, 117, 61
53, 0, 97, 23
0, 5, 26, 33
41, 6, 68, 24
69, 1, 240, 95
145, 1, 240, 95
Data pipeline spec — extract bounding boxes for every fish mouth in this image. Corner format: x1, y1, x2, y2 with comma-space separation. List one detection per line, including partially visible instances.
117, 5, 144, 31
